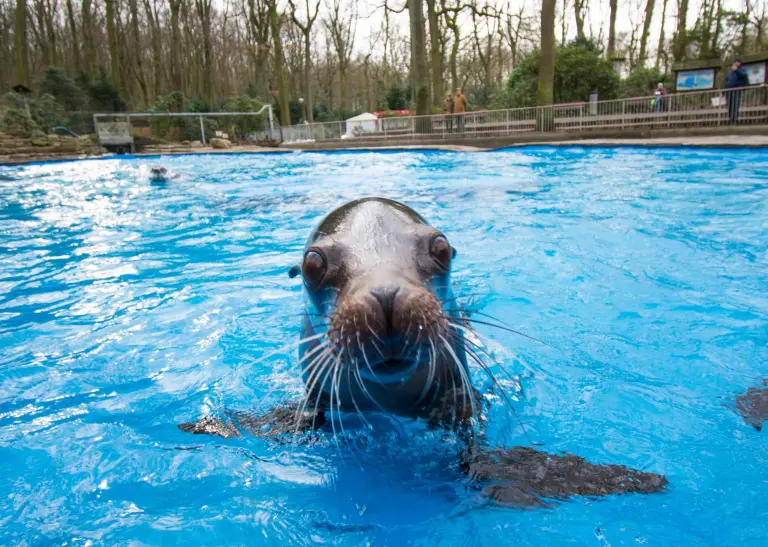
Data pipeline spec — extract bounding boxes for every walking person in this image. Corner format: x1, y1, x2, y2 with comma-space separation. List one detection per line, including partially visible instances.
724, 58, 748, 124
453, 88, 468, 134
443, 93, 454, 133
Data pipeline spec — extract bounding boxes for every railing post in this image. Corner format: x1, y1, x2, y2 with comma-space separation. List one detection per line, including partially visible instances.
621, 101, 625, 130
199, 115, 206, 145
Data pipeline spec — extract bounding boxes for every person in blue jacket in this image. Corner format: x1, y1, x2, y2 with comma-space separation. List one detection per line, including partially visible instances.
724, 58, 749, 124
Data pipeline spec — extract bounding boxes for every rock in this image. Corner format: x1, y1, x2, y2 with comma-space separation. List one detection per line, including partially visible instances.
182, 140, 191, 145
210, 138, 231, 149
60, 135, 75, 142
191, 140, 202, 147
47, 134, 60, 143
31, 129, 46, 138
31, 138, 49, 147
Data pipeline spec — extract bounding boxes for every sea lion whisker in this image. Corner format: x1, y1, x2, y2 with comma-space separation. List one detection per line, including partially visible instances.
252, 332, 328, 368
346, 359, 373, 429
444, 313, 550, 348
444, 326, 521, 389
328, 355, 347, 453
440, 334, 477, 424
291, 350, 334, 441
447, 322, 534, 376
457, 341, 533, 446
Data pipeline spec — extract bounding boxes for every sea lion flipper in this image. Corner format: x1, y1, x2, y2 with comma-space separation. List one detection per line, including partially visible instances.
461, 443, 667, 506
732, 381, 768, 431
178, 403, 326, 440
231, 404, 326, 438
178, 416, 242, 439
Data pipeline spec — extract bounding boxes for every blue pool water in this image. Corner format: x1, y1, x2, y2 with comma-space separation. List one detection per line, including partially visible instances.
1, 147, 767, 545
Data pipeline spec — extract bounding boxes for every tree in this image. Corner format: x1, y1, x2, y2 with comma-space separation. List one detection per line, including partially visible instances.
267, 0, 290, 125
638, 0, 655, 66
14, 0, 29, 86
673, 0, 689, 61
81, 0, 96, 79
537, 0, 556, 107
607, 0, 618, 58
169, 0, 185, 91
195, 0, 214, 104
426, 0, 444, 106
325, 0, 357, 111
409, 0, 430, 117
64, 0, 79, 75
105, 0, 122, 91
289, 0, 321, 122
573, 0, 587, 40
656, 0, 669, 70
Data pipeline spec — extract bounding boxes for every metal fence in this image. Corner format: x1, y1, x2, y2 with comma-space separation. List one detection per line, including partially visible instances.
93, 106, 276, 146
278, 85, 768, 144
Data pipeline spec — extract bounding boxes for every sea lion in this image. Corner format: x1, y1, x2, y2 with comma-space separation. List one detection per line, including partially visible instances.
149, 165, 178, 184
731, 379, 768, 431
180, 197, 667, 507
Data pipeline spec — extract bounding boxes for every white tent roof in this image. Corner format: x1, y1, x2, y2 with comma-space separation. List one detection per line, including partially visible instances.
345, 112, 378, 122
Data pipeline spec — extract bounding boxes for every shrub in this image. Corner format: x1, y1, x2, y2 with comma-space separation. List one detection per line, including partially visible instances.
499, 39, 620, 108
38, 67, 86, 111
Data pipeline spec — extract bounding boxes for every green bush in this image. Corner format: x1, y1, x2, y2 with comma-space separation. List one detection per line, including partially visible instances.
0, 91, 65, 136
149, 91, 217, 142
619, 68, 674, 98
31, 93, 65, 132
38, 67, 86, 111
220, 95, 266, 139
385, 85, 411, 110
499, 39, 620, 108
87, 73, 127, 112
1, 107, 38, 137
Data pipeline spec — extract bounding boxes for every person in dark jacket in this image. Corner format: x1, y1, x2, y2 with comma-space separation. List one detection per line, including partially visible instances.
724, 59, 749, 124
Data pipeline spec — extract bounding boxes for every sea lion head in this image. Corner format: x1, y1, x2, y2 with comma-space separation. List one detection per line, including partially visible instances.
290, 197, 473, 423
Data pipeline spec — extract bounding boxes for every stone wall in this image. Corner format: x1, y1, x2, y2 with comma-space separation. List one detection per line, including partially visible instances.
0, 133, 106, 164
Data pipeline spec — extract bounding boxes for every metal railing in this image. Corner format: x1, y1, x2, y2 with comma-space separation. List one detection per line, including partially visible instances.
278, 85, 768, 144
93, 107, 276, 146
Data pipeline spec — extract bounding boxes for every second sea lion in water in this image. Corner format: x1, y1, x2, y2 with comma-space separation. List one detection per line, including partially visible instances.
180, 197, 667, 507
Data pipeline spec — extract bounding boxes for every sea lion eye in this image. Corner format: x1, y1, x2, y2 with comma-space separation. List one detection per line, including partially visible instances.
430, 235, 452, 268
302, 250, 327, 287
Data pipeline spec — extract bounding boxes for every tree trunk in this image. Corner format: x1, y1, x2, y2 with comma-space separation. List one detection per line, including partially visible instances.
129, 0, 149, 106
304, 38, 313, 122
195, 0, 213, 105
105, 0, 122, 90
65, 0, 80, 74
638, 0, 655, 66
44, 0, 58, 66
538, 0, 556, 106
144, 0, 163, 100
82, 0, 96, 78
606, 0, 618, 58
169, 0, 183, 91
426, 0, 443, 106
673, 0, 688, 62
656, 0, 668, 69
14, 0, 29, 85
409, 0, 429, 117
268, 0, 290, 125
573, 0, 586, 40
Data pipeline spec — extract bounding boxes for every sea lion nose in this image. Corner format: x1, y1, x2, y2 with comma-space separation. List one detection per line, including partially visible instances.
370, 285, 400, 324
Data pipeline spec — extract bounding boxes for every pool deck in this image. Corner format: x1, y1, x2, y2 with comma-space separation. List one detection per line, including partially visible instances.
2, 132, 768, 166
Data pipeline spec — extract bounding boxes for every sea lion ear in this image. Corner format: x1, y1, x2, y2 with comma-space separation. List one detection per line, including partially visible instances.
288, 264, 301, 278
451, 246, 458, 259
